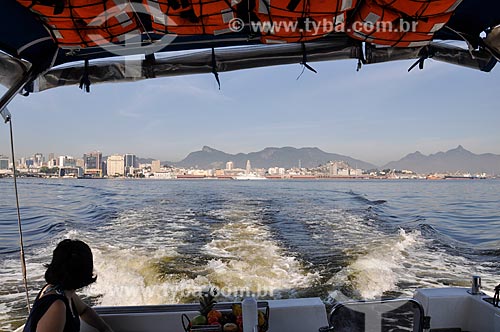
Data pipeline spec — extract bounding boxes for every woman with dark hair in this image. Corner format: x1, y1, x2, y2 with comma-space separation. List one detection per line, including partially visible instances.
23, 239, 113, 332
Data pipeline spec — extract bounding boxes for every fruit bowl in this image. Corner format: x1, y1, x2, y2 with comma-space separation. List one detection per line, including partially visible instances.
181, 289, 269, 332
181, 305, 269, 332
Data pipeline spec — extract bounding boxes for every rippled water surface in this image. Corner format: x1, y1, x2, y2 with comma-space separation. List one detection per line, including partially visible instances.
1, 179, 499, 331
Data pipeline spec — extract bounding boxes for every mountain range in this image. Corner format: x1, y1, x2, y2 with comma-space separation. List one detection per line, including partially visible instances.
139, 145, 500, 174
166, 146, 377, 170
155, 145, 500, 174
382, 145, 500, 174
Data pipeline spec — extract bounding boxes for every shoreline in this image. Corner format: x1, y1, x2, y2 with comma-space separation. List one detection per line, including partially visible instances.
0, 175, 496, 180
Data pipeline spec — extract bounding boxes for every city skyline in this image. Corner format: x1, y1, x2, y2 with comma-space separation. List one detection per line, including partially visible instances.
4, 143, 500, 173
3, 142, 500, 167
1, 149, 493, 180
0, 58, 499, 165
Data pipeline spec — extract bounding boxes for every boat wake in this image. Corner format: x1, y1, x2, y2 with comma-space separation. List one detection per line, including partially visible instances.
1, 180, 499, 332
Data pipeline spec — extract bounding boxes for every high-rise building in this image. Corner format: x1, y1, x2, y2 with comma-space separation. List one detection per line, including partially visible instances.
107, 155, 125, 176
59, 156, 76, 167
124, 154, 138, 175
124, 154, 138, 168
83, 151, 103, 177
245, 160, 251, 174
34, 153, 44, 167
226, 161, 234, 170
0, 156, 9, 170
151, 160, 161, 173
329, 163, 338, 176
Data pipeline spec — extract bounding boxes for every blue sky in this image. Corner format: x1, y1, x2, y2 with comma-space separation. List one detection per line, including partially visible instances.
0, 55, 499, 166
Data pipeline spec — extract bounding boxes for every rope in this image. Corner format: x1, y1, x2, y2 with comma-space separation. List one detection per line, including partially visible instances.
5, 114, 31, 314
127, 0, 153, 43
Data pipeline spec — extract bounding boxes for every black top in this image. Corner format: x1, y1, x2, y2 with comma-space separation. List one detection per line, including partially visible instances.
23, 288, 80, 332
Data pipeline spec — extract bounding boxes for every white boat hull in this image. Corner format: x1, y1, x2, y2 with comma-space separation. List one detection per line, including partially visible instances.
79, 288, 500, 332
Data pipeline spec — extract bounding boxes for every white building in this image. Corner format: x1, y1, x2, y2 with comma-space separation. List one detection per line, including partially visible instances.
245, 160, 251, 174
59, 156, 76, 168
337, 168, 350, 176
47, 159, 58, 168
350, 169, 363, 176
226, 161, 234, 170
268, 167, 286, 175
151, 160, 161, 173
107, 155, 125, 177
33, 153, 44, 167
329, 164, 338, 176
151, 172, 175, 179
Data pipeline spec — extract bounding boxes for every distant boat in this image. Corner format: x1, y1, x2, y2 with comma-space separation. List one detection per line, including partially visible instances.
444, 175, 474, 180
233, 173, 267, 180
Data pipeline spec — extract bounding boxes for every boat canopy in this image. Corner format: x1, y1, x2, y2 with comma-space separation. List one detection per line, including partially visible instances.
0, 0, 499, 108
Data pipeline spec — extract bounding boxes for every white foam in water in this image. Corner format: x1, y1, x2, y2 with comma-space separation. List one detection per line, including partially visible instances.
58, 205, 200, 305
0, 303, 8, 328
62, 215, 202, 306
330, 229, 424, 299
76, 212, 204, 305
83, 205, 320, 306
82, 205, 498, 307
0, 247, 53, 332
0, 303, 10, 332
204, 219, 319, 298
86, 246, 204, 306
328, 224, 500, 300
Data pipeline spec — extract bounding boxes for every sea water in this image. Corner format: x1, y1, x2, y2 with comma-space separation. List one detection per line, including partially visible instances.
0, 178, 499, 332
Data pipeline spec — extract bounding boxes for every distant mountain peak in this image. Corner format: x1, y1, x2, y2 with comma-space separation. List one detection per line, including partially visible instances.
450, 145, 466, 151
201, 146, 217, 153
446, 145, 473, 155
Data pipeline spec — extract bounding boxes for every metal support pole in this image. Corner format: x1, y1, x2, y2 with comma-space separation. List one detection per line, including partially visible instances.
1, 107, 31, 313
0, 67, 36, 114
0, 106, 11, 123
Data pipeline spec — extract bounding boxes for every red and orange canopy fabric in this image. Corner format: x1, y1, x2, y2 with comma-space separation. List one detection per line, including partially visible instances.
346, 0, 454, 47
16, 0, 464, 47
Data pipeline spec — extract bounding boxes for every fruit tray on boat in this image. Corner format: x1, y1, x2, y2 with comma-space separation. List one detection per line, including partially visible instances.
181, 291, 269, 332
181, 302, 269, 332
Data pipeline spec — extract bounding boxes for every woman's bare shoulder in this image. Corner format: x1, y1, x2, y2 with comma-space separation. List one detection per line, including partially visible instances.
36, 299, 66, 332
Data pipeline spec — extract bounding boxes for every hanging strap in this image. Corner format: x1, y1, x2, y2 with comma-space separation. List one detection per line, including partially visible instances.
211, 48, 221, 90
408, 46, 430, 72
144, 54, 157, 79
79, 60, 91, 93
300, 43, 317, 73
297, 43, 317, 80
1, 109, 31, 314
